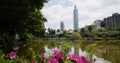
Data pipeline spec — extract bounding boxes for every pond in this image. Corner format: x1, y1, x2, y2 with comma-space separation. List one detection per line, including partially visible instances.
44, 41, 120, 63
75, 42, 120, 63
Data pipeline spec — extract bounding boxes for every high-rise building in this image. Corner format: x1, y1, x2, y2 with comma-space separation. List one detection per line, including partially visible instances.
73, 5, 79, 31
60, 21, 64, 32
104, 13, 120, 28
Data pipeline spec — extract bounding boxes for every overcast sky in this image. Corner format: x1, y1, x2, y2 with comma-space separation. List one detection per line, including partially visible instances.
42, 0, 120, 30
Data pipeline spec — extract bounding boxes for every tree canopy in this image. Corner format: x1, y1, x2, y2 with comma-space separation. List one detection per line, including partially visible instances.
72, 32, 81, 40
0, 0, 48, 38
100, 21, 106, 28
87, 25, 93, 32
0, 0, 49, 52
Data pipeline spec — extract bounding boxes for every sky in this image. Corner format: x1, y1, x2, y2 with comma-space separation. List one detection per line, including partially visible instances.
41, 0, 120, 30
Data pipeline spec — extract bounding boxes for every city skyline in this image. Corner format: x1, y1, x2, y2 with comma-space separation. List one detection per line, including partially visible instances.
42, 0, 120, 30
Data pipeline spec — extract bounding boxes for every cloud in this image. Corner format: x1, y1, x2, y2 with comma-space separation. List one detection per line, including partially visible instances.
102, 0, 120, 7
42, 4, 73, 29
42, 0, 120, 30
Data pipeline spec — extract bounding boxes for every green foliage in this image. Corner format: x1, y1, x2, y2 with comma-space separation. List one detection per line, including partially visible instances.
0, 51, 24, 63
47, 28, 56, 38
0, 41, 96, 63
64, 61, 72, 63
80, 31, 94, 39
18, 41, 54, 59
100, 21, 106, 28
80, 28, 85, 32
87, 25, 93, 32
82, 43, 97, 62
57, 29, 60, 32
19, 33, 33, 41
0, 0, 48, 34
0, 0, 48, 53
72, 32, 82, 40
104, 31, 120, 38
95, 30, 120, 39
80, 23, 120, 40
0, 33, 15, 52
53, 41, 72, 58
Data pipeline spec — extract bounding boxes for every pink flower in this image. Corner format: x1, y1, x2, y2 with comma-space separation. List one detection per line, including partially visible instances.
90, 61, 94, 63
49, 58, 58, 63
50, 55, 55, 59
9, 51, 16, 59
39, 54, 45, 62
69, 54, 80, 63
80, 56, 88, 63
69, 54, 88, 63
31, 60, 36, 63
54, 50, 64, 60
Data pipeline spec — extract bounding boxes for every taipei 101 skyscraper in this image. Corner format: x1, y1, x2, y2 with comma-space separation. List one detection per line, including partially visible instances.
73, 5, 79, 31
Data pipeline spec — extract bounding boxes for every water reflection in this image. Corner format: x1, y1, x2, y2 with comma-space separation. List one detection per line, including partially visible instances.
76, 42, 120, 63
69, 46, 74, 55
73, 47, 110, 63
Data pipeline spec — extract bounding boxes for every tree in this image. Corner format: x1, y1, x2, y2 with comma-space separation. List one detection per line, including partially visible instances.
100, 21, 106, 28
48, 28, 55, 35
0, 0, 48, 52
57, 29, 60, 33
72, 32, 82, 41
0, 0, 48, 34
81, 28, 85, 32
87, 25, 93, 32
47, 28, 56, 38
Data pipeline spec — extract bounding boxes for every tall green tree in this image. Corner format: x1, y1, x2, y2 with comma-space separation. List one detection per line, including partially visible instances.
0, 0, 48, 52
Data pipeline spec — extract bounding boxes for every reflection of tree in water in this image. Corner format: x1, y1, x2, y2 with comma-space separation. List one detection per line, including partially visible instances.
76, 42, 120, 63
74, 48, 79, 55
103, 48, 120, 63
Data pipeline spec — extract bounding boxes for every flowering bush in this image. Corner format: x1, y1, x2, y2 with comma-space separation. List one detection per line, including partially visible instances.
0, 41, 94, 63
53, 50, 64, 60
0, 49, 94, 63
48, 50, 94, 63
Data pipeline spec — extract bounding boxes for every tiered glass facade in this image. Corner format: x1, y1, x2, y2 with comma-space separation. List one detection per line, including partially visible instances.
73, 5, 79, 31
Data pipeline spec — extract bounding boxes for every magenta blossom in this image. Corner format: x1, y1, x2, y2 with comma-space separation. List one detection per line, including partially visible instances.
49, 58, 58, 63
69, 54, 88, 63
69, 54, 80, 63
9, 51, 16, 59
50, 55, 55, 59
90, 61, 94, 63
39, 54, 45, 62
31, 60, 36, 63
80, 56, 88, 63
54, 50, 64, 60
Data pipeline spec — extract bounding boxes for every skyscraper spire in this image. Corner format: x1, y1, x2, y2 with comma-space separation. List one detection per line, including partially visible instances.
74, 5, 76, 9
73, 5, 79, 31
